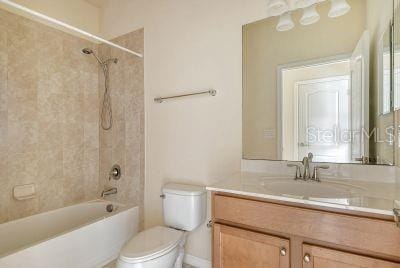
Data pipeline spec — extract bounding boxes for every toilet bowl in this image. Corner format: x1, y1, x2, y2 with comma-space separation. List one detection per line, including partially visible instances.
116, 226, 185, 268
116, 183, 206, 268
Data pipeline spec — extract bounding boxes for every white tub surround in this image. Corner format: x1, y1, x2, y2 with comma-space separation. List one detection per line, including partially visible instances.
207, 160, 400, 216
0, 200, 139, 268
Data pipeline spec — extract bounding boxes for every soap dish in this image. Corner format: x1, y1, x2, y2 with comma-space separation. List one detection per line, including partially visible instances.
13, 184, 36, 200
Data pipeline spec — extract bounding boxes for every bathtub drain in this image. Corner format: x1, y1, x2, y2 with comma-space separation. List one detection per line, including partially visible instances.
106, 204, 114, 213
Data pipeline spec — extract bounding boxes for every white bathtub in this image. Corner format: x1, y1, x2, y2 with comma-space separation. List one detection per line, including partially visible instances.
0, 200, 138, 268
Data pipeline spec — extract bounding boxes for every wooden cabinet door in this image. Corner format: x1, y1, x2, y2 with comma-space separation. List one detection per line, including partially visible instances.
213, 223, 290, 268
302, 244, 400, 268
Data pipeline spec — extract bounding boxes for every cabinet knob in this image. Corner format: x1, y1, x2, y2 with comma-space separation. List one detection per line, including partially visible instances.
280, 247, 287, 256
304, 253, 311, 263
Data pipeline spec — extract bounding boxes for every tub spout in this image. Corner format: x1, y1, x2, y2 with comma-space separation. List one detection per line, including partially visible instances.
101, 187, 117, 198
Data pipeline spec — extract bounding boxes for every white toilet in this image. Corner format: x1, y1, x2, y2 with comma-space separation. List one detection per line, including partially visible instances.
116, 183, 207, 268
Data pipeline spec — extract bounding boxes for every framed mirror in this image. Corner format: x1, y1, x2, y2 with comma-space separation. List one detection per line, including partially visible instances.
243, 0, 396, 165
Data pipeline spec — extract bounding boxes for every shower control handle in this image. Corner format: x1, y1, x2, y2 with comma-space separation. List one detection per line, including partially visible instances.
109, 164, 121, 180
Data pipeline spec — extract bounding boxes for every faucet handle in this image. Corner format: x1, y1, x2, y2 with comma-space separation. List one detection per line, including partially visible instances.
312, 165, 330, 182
287, 163, 302, 180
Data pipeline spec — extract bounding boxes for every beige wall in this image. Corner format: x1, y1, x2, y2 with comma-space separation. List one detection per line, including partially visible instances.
0, 9, 100, 223
243, 0, 366, 160
99, 0, 273, 261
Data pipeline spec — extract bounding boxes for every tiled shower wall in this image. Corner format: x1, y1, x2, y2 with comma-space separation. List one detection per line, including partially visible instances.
98, 29, 145, 229
0, 9, 101, 224
0, 9, 144, 225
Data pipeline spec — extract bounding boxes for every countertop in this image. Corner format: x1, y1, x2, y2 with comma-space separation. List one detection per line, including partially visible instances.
206, 172, 400, 216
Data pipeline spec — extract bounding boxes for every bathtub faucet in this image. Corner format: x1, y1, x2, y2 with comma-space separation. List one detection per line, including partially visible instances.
101, 187, 117, 198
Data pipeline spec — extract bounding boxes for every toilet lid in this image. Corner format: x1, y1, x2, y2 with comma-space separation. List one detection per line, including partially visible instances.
119, 226, 184, 263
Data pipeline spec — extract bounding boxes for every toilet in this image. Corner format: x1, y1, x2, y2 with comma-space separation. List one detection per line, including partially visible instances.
116, 183, 207, 268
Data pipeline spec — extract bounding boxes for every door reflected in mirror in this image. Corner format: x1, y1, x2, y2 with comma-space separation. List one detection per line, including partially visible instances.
243, 0, 396, 165
280, 59, 351, 163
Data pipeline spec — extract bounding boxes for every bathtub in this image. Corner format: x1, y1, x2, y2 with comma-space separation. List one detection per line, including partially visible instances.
0, 200, 138, 268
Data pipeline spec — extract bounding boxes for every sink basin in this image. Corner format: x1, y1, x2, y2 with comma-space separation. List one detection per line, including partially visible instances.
261, 179, 364, 199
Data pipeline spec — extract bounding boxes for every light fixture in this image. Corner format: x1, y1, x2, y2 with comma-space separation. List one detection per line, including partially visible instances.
328, 0, 351, 18
293, 0, 316, 9
300, 4, 320, 26
267, 0, 289, 17
276, 12, 295, 32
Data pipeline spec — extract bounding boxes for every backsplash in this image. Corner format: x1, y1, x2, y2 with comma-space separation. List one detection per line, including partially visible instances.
241, 159, 400, 183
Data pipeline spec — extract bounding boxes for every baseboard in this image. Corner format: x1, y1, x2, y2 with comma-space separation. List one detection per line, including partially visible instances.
184, 254, 211, 268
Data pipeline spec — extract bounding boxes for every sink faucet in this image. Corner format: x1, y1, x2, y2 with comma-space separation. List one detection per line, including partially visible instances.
287, 163, 303, 180
288, 153, 315, 181
311, 165, 330, 182
302, 153, 313, 180
101, 187, 117, 198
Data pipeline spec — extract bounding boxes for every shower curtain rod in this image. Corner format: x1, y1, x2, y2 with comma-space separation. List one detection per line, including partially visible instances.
0, 0, 143, 58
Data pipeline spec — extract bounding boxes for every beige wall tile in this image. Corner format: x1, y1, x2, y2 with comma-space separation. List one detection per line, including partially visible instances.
7, 121, 38, 154
0, 111, 7, 151
0, 51, 7, 103
84, 122, 100, 149
37, 93, 63, 123
8, 151, 38, 184
37, 148, 63, 182
1, 10, 143, 225
63, 95, 84, 124
83, 93, 99, 123
8, 96, 37, 123
37, 121, 63, 150
1, 9, 101, 223
62, 123, 84, 148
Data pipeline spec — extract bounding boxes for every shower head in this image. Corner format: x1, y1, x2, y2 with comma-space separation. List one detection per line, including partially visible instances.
82, 47, 103, 65
81, 47, 118, 66
82, 48, 93, 55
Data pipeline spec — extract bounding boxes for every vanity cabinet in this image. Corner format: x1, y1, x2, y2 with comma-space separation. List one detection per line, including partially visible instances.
212, 193, 400, 268
213, 223, 290, 268
302, 244, 400, 268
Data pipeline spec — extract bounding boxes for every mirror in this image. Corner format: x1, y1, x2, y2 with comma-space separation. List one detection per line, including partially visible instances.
243, 0, 396, 165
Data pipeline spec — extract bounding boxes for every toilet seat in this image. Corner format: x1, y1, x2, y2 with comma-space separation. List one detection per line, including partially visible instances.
119, 226, 184, 264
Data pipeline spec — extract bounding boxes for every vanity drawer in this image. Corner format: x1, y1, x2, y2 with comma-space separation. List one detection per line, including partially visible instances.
213, 194, 400, 258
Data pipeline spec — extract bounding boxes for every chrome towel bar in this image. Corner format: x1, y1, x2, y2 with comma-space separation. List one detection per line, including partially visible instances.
154, 89, 217, 103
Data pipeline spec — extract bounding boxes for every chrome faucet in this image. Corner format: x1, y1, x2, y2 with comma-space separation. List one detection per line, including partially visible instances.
288, 153, 329, 182
302, 153, 313, 180
311, 165, 330, 182
101, 187, 117, 198
287, 163, 303, 180
288, 153, 314, 181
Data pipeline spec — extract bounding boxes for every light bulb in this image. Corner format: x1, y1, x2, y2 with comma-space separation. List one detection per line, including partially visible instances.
328, 0, 351, 18
267, 0, 289, 17
300, 4, 320, 26
276, 12, 295, 31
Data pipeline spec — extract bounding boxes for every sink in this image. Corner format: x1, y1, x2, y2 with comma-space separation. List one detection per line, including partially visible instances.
260, 179, 364, 199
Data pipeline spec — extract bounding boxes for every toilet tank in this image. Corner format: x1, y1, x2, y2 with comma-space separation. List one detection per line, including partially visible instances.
162, 183, 207, 231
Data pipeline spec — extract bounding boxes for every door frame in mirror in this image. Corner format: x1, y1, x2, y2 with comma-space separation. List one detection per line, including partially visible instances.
276, 54, 353, 161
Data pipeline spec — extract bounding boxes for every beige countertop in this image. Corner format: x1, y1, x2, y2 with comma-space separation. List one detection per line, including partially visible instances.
207, 172, 400, 216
